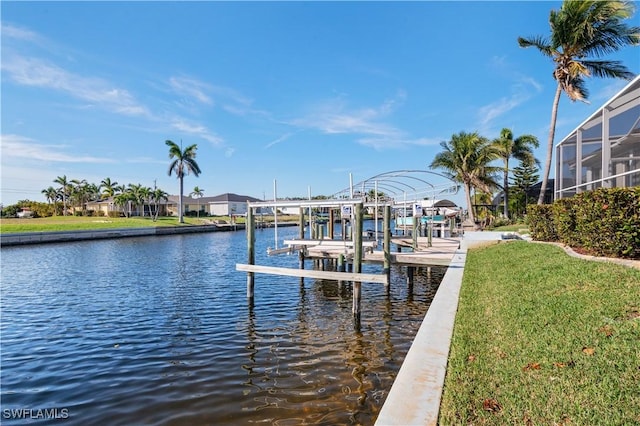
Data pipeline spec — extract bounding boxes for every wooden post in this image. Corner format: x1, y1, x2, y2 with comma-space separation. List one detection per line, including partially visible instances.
383, 205, 391, 288
299, 207, 305, 269
353, 202, 364, 317
407, 266, 414, 286
412, 217, 418, 250
246, 204, 255, 300
329, 209, 335, 240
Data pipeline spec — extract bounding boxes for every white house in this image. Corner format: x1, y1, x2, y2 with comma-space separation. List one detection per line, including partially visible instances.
206, 193, 264, 216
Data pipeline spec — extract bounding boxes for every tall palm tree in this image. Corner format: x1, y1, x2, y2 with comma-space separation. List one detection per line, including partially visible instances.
190, 186, 205, 218
53, 175, 70, 216
100, 177, 119, 199
518, 0, 639, 204
430, 131, 500, 224
166, 140, 201, 223
493, 128, 539, 219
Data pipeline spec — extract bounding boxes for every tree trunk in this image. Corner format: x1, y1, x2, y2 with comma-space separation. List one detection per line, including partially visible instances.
464, 182, 475, 224
179, 176, 184, 223
538, 83, 562, 205
503, 159, 509, 219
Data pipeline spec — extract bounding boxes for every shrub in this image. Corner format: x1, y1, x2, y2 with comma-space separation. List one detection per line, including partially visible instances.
573, 188, 640, 258
527, 188, 640, 259
552, 198, 579, 245
526, 204, 558, 242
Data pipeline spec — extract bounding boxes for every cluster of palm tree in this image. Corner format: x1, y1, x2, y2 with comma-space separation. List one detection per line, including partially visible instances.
41, 176, 169, 219
39, 140, 202, 221
432, 0, 638, 223
430, 129, 538, 223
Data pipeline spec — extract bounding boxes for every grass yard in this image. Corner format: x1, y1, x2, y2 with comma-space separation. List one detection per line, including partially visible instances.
0, 214, 301, 233
439, 241, 640, 425
0, 216, 212, 233
491, 223, 529, 233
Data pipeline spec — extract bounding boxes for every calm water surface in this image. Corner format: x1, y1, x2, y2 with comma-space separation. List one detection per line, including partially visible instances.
1, 225, 445, 425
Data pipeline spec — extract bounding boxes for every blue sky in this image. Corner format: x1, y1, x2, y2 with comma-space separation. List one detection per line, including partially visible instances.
2, 1, 639, 207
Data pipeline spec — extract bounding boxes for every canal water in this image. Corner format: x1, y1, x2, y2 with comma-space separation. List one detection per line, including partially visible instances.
1, 224, 445, 425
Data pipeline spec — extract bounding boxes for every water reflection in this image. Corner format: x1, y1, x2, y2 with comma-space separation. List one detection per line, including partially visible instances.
1, 229, 445, 425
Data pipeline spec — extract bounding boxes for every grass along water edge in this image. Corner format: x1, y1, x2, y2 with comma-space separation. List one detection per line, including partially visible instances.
439, 241, 640, 425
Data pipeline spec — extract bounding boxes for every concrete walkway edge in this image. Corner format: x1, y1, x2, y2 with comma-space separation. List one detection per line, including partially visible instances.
375, 247, 467, 426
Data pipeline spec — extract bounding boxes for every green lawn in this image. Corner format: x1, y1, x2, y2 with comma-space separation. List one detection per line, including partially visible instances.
0, 214, 301, 233
439, 241, 640, 425
0, 216, 210, 233
491, 223, 529, 233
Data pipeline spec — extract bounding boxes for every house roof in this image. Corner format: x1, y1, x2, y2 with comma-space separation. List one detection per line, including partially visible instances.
206, 193, 262, 203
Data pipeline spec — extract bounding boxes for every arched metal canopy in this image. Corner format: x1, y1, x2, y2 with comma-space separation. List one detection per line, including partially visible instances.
331, 169, 459, 203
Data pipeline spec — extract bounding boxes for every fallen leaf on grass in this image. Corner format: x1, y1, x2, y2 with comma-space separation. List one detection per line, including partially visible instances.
523, 362, 541, 371
553, 362, 566, 368
625, 309, 640, 320
467, 354, 476, 363
582, 347, 595, 356
482, 398, 501, 412
598, 325, 614, 337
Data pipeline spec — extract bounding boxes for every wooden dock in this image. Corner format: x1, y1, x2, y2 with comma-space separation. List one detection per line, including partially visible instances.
237, 200, 460, 319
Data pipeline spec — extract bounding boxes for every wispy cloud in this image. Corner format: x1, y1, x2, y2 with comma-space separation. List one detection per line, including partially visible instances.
169, 76, 213, 105
1, 134, 114, 163
288, 91, 428, 150
477, 76, 543, 128
1, 23, 41, 43
291, 91, 406, 138
170, 118, 223, 145
2, 55, 150, 117
265, 132, 294, 149
357, 136, 441, 150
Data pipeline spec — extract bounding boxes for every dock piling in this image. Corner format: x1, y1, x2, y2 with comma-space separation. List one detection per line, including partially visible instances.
246, 204, 255, 300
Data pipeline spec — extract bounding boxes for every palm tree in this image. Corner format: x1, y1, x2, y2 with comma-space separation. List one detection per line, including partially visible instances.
518, 0, 639, 204
70, 178, 88, 214
493, 128, 539, 219
100, 177, 119, 199
53, 175, 71, 216
190, 186, 205, 218
114, 192, 135, 217
41, 186, 59, 216
151, 188, 169, 222
166, 140, 201, 223
430, 131, 500, 224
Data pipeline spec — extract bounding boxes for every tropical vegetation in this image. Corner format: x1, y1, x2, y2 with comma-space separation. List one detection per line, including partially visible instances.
190, 186, 205, 218
430, 131, 501, 224
166, 140, 202, 224
492, 128, 539, 219
518, 0, 640, 204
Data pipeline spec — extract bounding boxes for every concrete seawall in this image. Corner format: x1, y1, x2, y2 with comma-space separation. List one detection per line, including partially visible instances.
0, 222, 302, 247
0, 224, 244, 246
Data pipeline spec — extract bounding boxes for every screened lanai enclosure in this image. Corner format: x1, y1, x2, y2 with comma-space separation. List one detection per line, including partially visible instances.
555, 75, 640, 199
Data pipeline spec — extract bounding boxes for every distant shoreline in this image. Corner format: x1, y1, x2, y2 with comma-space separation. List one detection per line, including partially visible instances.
0, 222, 298, 247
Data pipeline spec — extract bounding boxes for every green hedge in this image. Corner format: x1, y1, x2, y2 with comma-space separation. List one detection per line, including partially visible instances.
526, 187, 640, 259
526, 204, 558, 242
